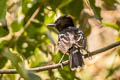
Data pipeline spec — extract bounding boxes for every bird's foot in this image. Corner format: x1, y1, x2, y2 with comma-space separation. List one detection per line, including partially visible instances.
87, 50, 92, 60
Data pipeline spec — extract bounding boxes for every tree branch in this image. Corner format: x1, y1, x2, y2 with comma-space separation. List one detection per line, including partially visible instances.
0, 41, 120, 74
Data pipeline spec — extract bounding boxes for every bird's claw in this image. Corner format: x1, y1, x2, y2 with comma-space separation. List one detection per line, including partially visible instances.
87, 50, 92, 60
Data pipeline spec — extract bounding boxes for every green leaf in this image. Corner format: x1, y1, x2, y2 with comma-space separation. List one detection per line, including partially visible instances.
52, 52, 62, 63
60, 0, 83, 19
0, 0, 7, 26
53, 51, 68, 63
58, 65, 76, 80
27, 71, 42, 80
58, 0, 72, 8
29, 47, 48, 68
3, 48, 41, 80
16, 36, 35, 58
0, 27, 9, 37
0, 0, 7, 19
102, 22, 120, 31
3, 48, 22, 67
44, 11, 55, 25
0, 40, 9, 49
47, 0, 71, 11
26, 24, 37, 38
22, 0, 34, 14
16, 23, 49, 58
89, 0, 102, 21
11, 21, 23, 32
0, 56, 7, 69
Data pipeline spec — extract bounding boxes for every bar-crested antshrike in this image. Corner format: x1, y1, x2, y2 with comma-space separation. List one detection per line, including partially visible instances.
47, 15, 88, 70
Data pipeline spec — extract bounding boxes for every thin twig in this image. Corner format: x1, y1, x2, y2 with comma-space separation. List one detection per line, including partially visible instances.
84, 41, 120, 58
24, 7, 40, 28
0, 41, 120, 74
8, 7, 41, 48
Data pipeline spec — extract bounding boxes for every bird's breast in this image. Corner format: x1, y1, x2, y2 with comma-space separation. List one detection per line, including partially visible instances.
57, 27, 86, 54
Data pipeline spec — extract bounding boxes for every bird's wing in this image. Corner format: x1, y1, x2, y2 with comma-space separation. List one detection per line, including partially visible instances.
58, 32, 72, 54
74, 28, 86, 49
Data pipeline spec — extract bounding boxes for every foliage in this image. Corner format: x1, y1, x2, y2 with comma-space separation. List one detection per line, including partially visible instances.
0, 0, 120, 80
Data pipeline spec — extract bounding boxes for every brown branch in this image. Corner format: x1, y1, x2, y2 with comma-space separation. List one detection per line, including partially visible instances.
0, 41, 120, 74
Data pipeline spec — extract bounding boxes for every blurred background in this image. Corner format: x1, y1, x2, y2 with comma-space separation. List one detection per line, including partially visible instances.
0, 0, 120, 80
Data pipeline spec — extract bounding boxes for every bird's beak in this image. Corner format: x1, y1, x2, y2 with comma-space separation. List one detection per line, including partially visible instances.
47, 23, 56, 27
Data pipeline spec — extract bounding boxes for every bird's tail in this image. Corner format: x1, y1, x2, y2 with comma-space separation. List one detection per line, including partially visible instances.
69, 47, 84, 70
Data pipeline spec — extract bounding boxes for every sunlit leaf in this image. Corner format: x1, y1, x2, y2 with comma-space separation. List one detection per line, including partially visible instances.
0, 0, 7, 23
4, 74, 16, 80
52, 51, 62, 63
103, 22, 120, 31
52, 51, 68, 63
22, 0, 34, 14
47, 0, 69, 11
116, 34, 120, 41
58, 0, 72, 8
117, 48, 120, 57
44, 11, 55, 24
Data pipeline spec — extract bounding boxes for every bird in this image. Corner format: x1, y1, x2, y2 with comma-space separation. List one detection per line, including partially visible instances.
47, 15, 88, 70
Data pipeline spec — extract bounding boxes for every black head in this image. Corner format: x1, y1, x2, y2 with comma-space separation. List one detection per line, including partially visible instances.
47, 15, 74, 32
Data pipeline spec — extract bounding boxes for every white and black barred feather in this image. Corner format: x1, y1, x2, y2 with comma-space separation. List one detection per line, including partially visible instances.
58, 27, 86, 53
57, 27, 86, 70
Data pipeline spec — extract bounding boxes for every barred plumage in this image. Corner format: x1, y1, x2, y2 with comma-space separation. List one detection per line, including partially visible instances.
58, 27, 86, 54
47, 15, 87, 70
58, 27, 86, 70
